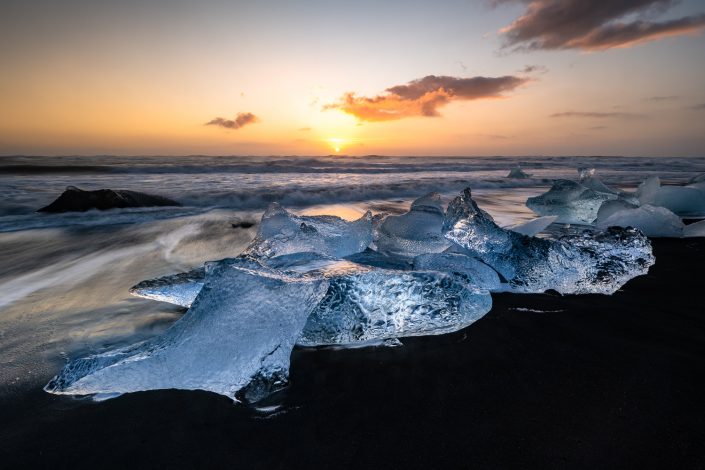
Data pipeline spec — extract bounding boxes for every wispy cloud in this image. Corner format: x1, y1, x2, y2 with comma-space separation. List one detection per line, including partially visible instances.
646, 95, 679, 102
550, 111, 645, 119
205, 112, 259, 130
520, 64, 548, 74
688, 103, 705, 110
495, 0, 705, 51
325, 75, 528, 122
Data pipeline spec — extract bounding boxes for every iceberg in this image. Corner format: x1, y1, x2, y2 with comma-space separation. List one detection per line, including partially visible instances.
444, 188, 654, 294
637, 176, 705, 217
526, 179, 618, 224
244, 203, 373, 259
578, 168, 622, 196
46, 259, 329, 402
374, 193, 451, 258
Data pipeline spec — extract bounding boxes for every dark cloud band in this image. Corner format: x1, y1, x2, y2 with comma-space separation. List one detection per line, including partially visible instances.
497, 0, 705, 51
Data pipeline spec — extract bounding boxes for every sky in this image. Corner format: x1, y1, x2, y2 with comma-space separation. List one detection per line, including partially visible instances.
1, 0, 704, 157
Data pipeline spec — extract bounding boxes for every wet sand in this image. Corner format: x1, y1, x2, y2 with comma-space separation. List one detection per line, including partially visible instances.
1, 238, 704, 469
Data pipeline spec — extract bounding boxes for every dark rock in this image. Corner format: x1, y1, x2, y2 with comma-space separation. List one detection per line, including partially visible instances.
37, 186, 181, 213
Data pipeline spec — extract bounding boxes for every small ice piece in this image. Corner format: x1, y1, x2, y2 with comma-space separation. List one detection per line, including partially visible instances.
508, 216, 558, 236
413, 252, 501, 291
526, 180, 617, 224
507, 166, 531, 179
684, 219, 705, 238
46, 259, 329, 401
595, 204, 684, 238
578, 168, 621, 195
245, 203, 373, 259
444, 188, 654, 294
298, 268, 491, 346
129, 268, 204, 307
374, 192, 451, 258
594, 199, 639, 223
637, 176, 705, 217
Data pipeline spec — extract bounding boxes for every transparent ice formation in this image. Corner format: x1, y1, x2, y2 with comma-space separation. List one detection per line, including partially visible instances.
637, 176, 705, 217
46, 259, 330, 402
374, 192, 451, 258
578, 168, 622, 196
130, 254, 493, 347
413, 252, 501, 291
526, 179, 618, 224
129, 268, 204, 307
244, 203, 373, 259
595, 204, 684, 238
444, 188, 654, 294
508, 216, 558, 236
298, 265, 491, 346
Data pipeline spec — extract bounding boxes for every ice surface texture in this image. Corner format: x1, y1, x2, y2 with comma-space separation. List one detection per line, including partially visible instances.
374, 192, 451, 258
445, 189, 654, 294
636, 176, 705, 218
47, 259, 329, 402
130, 257, 493, 347
526, 179, 618, 224
244, 203, 373, 259
526, 169, 640, 224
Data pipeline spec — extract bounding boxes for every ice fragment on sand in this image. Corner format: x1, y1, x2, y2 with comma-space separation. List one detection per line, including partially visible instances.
526, 179, 617, 224
374, 193, 451, 258
244, 203, 373, 259
508, 216, 558, 236
637, 176, 705, 217
595, 204, 684, 238
444, 188, 654, 294
46, 259, 329, 401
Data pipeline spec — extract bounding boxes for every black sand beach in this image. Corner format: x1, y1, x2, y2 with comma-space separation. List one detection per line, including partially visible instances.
1, 238, 704, 469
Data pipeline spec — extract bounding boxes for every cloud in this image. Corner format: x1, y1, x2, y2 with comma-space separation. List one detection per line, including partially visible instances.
205, 112, 259, 130
646, 95, 679, 102
689, 103, 705, 110
298, 127, 312, 131
550, 111, 645, 119
325, 75, 528, 122
496, 0, 705, 51
520, 64, 548, 74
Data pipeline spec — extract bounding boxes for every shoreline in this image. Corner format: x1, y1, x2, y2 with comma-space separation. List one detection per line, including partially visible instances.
1, 238, 704, 468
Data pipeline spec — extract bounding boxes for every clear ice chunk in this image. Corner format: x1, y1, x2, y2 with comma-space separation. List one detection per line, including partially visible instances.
508, 216, 558, 236
526, 179, 618, 224
444, 188, 654, 294
244, 203, 373, 259
684, 219, 705, 238
595, 204, 684, 238
413, 252, 501, 291
578, 168, 621, 195
298, 267, 491, 346
637, 176, 705, 217
131, 255, 493, 347
129, 268, 204, 307
374, 192, 451, 258
46, 259, 329, 401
